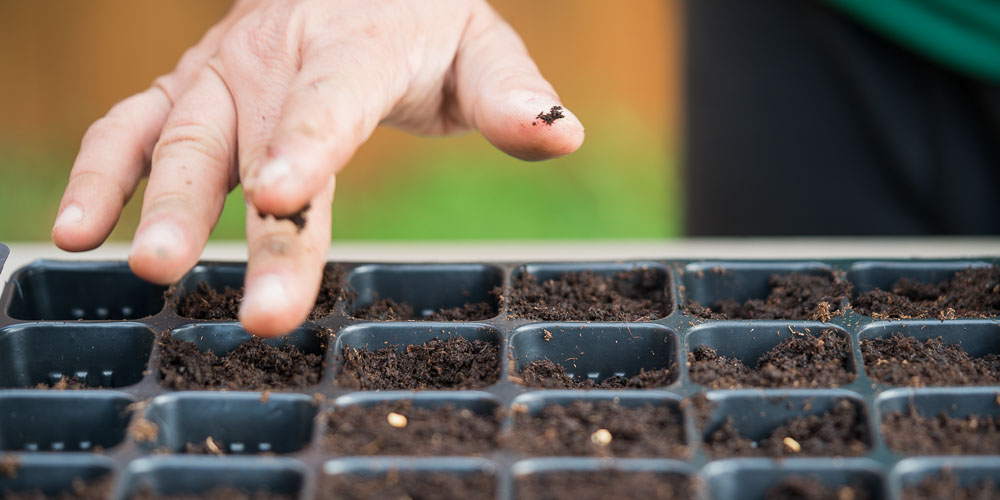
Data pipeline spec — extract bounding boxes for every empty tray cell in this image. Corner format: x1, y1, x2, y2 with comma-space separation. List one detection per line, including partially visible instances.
0, 323, 155, 389
347, 264, 503, 321
174, 263, 350, 320
0, 454, 113, 497
859, 320, 1000, 387
334, 323, 501, 390
506, 391, 688, 458
702, 458, 889, 500
319, 457, 496, 500
877, 388, 1000, 456
158, 323, 326, 390
513, 457, 695, 500
325, 391, 501, 455
118, 456, 304, 499
686, 322, 856, 389
893, 457, 1000, 500
680, 261, 847, 321
509, 323, 678, 388
849, 260, 1000, 319
506, 262, 671, 321
0, 392, 134, 451
700, 390, 871, 458
140, 393, 317, 455
5, 261, 167, 321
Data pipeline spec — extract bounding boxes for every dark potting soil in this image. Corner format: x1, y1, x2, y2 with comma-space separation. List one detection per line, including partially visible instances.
128, 486, 293, 500
503, 269, 669, 321
704, 399, 869, 458
516, 359, 674, 389
336, 337, 499, 390
765, 477, 871, 500
688, 329, 855, 389
853, 266, 1000, 319
533, 105, 565, 126
506, 400, 687, 458
175, 264, 351, 320
683, 272, 852, 321
32, 376, 95, 390
158, 332, 323, 390
257, 203, 310, 232
352, 297, 495, 321
882, 407, 1000, 455
902, 472, 1000, 500
516, 470, 693, 500
3, 476, 113, 500
318, 473, 494, 500
860, 333, 1000, 387
324, 401, 500, 456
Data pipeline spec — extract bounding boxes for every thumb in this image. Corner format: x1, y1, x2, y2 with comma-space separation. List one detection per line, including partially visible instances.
455, 4, 584, 161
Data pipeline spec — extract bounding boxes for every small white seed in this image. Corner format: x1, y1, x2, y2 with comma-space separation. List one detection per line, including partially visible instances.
387, 412, 408, 428
782, 437, 801, 453
591, 428, 613, 446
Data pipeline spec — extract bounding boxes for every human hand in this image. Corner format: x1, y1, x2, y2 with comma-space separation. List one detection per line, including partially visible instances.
51, 0, 584, 336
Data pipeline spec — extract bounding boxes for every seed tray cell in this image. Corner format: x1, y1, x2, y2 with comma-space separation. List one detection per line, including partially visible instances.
0, 256, 997, 499
0, 453, 113, 495
890, 456, 1000, 499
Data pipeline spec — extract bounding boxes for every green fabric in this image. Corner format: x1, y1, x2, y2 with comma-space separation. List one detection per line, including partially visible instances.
825, 0, 1000, 82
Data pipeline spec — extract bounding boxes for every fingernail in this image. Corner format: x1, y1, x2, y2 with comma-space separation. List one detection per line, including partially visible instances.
130, 221, 184, 260
254, 157, 292, 189
239, 274, 289, 320
53, 204, 84, 229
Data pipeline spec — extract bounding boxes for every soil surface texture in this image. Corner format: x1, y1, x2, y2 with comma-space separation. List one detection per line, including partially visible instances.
33, 376, 94, 390
352, 297, 494, 321
258, 203, 309, 232
324, 401, 500, 455
853, 266, 1000, 319
516, 359, 674, 388
765, 477, 871, 500
337, 337, 499, 390
176, 265, 351, 320
705, 399, 869, 458
861, 333, 1000, 386
689, 329, 855, 389
882, 407, 1000, 455
158, 332, 323, 390
517, 470, 692, 500
903, 472, 1000, 500
683, 272, 851, 321
504, 269, 669, 321
506, 400, 687, 458
129, 487, 293, 500
2, 477, 113, 500
319, 473, 494, 500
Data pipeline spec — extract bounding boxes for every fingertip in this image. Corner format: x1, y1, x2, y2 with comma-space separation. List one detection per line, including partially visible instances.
238, 273, 307, 337
127, 221, 194, 285
244, 157, 316, 216
51, 204, 104, 252
477, 92, 586, 161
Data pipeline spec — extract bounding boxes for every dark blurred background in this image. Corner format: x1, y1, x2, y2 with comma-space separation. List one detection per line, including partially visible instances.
0, 0, 681, 241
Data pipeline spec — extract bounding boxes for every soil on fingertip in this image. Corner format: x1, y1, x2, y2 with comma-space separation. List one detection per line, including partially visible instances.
503, 269, 670, 322
352, 297, 495, 321
3, 476, 114, 500
903, 472, 1000, 500
516, 359, 674, 389
318, 473, 494, 500
516, 470, 693, 500
853, 266, 1000, 319
257, 203, 309, 232
765, 477, 871, 500
860, 333, 1000, 387
175, 264, 352, 320
336, 337, 499, 390
505, 400, 688, 458
882, 407, 1000, 455
324, 401, 500, 456
128, 486, 293, 500
683, 272, 851, 321
704, 399, 869, 458
688, 329, 855, 389
158, 332, 324, 390
532, 105, 565, 126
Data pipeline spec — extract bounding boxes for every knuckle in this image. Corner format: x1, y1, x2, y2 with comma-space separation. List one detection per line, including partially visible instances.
152, 122, 232, 166
250, 231, 300, 259
69, 170, 129, 205
144, 190, 194, 213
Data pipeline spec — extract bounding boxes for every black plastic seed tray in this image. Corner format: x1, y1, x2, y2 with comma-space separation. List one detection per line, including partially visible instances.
0, 254, 999, 499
